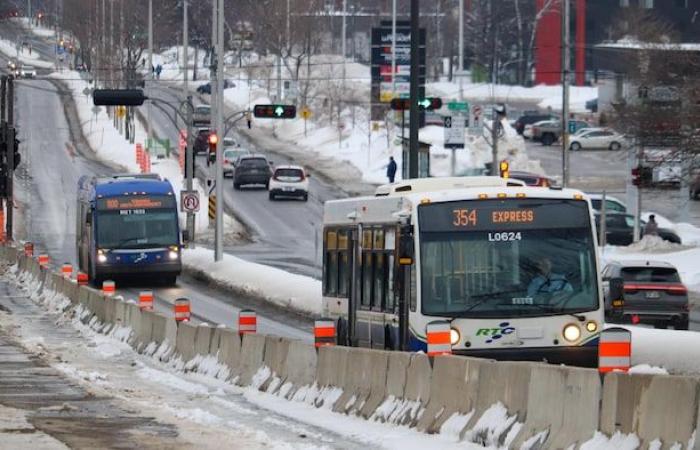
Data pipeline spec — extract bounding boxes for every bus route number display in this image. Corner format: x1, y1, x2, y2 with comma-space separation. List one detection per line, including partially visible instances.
451, 208, 534, 227
97, 196, 173, 211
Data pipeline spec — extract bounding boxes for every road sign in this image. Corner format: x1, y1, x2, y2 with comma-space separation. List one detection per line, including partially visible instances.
444, 115, 465, 149
447, 101, 468, 111
181, 190, 200, 213
469, 105, 484, 136
300, 106, 312, 120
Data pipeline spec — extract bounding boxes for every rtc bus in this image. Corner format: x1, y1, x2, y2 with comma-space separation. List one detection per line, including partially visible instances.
77, 174, 183, 285
322, 177, 604, 367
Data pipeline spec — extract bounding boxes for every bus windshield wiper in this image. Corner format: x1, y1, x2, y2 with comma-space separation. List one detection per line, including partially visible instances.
449, 290, 520, 317
515, 301, 585, 322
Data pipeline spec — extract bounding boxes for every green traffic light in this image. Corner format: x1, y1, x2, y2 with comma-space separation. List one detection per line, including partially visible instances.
418, 99, 431, 108
274, 106, 284, 117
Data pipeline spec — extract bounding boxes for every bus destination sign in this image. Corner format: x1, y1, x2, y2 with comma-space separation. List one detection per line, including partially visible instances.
97, 196, 175, 211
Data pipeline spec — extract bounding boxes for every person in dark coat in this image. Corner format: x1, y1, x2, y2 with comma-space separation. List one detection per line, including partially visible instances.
387, 156, 397, 183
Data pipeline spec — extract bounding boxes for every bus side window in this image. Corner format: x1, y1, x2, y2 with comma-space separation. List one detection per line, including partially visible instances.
385, 228, 396, 313
373, 253, 385, 311
324, 230, 338, 296
338, 231, 349, 297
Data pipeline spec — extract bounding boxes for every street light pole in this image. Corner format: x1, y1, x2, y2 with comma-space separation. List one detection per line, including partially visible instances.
561, 0, 571, 187
341, 0, 347, 91
147, 0, 153, 156
214, 0, 225, 262
27, 0, 31, 28
183, 0, 188, 94
458, 0, 464, 99
391, 0, 396, 96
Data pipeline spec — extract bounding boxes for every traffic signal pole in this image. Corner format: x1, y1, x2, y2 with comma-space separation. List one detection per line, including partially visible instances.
185, 95, 195, 247
408, 0, 420, 179
6, 77, 13, 241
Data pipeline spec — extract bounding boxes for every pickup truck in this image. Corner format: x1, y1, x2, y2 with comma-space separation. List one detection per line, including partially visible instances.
533, 120, 591, 145
192, 104, 211, 126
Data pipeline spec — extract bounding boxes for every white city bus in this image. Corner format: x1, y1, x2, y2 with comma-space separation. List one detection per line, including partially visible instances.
322, 177, 604, 367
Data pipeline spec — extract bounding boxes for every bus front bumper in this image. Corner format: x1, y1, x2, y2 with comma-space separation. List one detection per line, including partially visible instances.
95, 261, 182, 277
451, 345, 598, 368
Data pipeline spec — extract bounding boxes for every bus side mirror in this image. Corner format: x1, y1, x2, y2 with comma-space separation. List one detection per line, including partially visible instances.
398, 226, 414, 265
182, 230, 190, 243
609, 277, 625, 317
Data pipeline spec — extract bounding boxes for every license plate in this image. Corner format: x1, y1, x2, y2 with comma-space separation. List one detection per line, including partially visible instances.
283, 187, 294, 192
645, 291, 661, 299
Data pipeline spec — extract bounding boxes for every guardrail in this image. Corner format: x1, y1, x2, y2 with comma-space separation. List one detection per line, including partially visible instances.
1, 244, 697, 449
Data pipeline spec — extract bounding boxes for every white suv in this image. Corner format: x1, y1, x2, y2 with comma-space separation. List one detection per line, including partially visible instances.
269, 165, 309, 201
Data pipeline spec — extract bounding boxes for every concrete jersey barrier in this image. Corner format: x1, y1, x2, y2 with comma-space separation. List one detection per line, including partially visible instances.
1, 243, 698, 449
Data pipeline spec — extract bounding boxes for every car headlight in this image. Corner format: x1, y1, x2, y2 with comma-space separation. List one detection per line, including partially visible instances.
450, 328, 460, 345
562, 324, 581, 342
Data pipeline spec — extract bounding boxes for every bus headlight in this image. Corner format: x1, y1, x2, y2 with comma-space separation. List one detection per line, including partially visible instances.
169, 250, 179, 260
585, 321, 598, 333
97, 249, 107, 263
562, 324, 581, 342
450, 328, 460, 345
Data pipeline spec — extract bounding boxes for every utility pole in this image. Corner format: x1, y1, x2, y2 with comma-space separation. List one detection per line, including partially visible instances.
490, 106, 499, 176
408, 0, 419, 178
561, 0, 571, 187
391, 0, 396, 96
27, 0, 31, 28
109, 0, 114, 87
458, 0, 464, 99
147, 0, 153, 155
6, 78, 13, 242
342, 0, 347, 91
186, 95, 195, 247
214, 0, 224, 262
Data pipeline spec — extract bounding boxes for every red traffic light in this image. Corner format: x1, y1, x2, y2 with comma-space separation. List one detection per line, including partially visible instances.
208, 133, 218, 146
253, 104, 296, 119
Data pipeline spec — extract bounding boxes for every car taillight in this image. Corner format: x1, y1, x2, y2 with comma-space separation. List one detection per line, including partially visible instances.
224, 159, 229, 164
668, 285, 688, 295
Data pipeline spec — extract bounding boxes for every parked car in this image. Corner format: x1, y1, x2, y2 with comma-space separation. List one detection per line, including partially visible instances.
269, 165, 310, 201
196, 79, 235, 94
569, 129, 625, 151
192, 104, 211, 126
533, 120, 591, 146
233, 154, 273, 189
594, 212, 681, 246
508, 170, 555, 187
514, 114, 554, 135
19, 65, 36, 78
602, 260, 688, 329
223, 147, 251, 177
193, 127, 211, 155
690, 172, 700, 200
587, 194, 627, 213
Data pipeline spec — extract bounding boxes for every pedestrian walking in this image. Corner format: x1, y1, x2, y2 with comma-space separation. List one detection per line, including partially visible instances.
387, 156, 397, 183
644, 214, 659, 236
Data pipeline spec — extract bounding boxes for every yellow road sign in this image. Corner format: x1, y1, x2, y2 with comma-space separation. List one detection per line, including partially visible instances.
300, 106, 312, 120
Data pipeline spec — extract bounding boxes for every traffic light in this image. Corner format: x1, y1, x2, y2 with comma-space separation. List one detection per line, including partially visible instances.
208, 133, 218, 165
253, 104, 296, 119
93, 89, 147, 106
499, 160, 509, 178
632, 166, 642, 186
390, 97, 443, 111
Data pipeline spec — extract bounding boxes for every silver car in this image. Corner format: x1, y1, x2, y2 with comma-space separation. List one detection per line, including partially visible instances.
192, 104, 211, 126
223, 147, 251, 177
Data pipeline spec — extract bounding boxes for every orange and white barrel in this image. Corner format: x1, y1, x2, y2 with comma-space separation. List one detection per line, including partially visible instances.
314, 318, 336, 348
426, 321, 452, 357
61, 263, 72, 278
139, 290, 154, 311
76, 272, 88, 286
102, 280, 116, 297
598, 327, 632, 373
174, 298, 191, 322
38, 254, 49, 268
24, 242, 34, 257
238, 310, 257, 335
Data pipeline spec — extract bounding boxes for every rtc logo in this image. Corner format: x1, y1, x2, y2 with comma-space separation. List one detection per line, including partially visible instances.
476, 322, 516, 344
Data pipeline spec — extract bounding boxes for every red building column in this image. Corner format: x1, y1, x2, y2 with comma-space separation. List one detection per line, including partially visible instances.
534, 0, 562, 85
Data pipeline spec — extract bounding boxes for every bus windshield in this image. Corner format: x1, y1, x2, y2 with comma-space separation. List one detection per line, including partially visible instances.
418, 198, 598, 318
96, 209, 178, 249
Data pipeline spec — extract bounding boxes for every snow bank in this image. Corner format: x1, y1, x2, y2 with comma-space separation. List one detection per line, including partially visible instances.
183, 247, 321, 315
0, 38, 54, 68
613, 326, 700, 375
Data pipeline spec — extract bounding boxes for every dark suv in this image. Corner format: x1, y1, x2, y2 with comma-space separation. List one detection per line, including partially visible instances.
602, 260, 689, 329
514, 114, 555, 135
233, 154, 273, 189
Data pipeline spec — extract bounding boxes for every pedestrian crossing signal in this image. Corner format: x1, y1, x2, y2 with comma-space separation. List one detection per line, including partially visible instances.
253, 104, 296, 119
